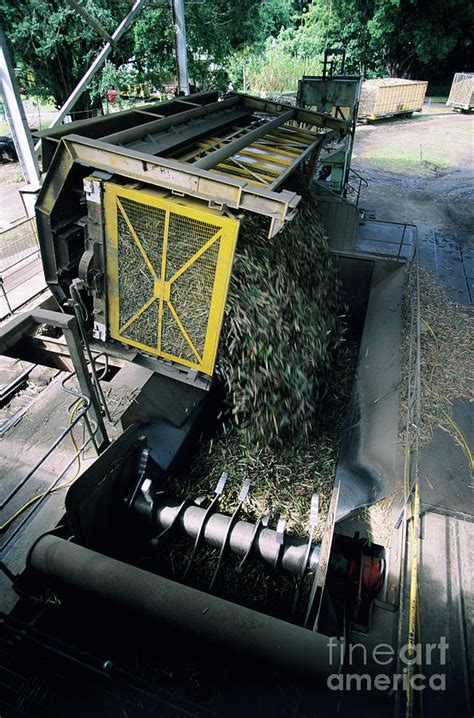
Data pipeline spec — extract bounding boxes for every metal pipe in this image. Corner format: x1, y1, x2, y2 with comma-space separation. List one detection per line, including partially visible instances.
28, 535, 339, 680
193, 110, 295, 169
151, 500, 321, 576
171, 0, 190, 96
69, 281, 112, 422
62, 321, 108, 450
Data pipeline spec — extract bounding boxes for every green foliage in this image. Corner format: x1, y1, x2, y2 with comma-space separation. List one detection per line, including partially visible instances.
245, 0, 473, 82
132, 0, 292, 93
1, 0, 471, 107
89, 61, 140, 107
304, 0, 474, 77
242, 41, 322, 93
0, 0, 131, 111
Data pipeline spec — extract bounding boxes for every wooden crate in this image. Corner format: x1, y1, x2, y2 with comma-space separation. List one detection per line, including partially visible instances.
359, 79, 428, 119
446, 73, 474, 110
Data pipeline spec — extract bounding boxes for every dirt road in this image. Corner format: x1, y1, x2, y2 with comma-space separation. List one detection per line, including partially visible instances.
352, 107, 474, 236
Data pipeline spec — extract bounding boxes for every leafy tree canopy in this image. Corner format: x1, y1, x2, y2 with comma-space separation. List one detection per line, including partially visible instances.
0, 0, 472, 107
0, 0, 132, 111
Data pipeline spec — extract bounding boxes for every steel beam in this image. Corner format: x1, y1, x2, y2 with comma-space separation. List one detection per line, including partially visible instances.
171, 0, 190, 95
101, 96, 242, 145
0, 27, 40, 185
267, 128, 341, 191
37, 0, 148, 136
35, 92, 218, 142
36, 91, 219, 172
232, 92, 349, 134
69, 136, 300, 219
193, 109, 295, 169
67, 0, 119, 48
128, 109, 253, 156
37, 134, 300, 225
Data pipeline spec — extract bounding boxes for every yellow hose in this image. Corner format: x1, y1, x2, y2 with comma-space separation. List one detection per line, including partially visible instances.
0, 399, 85, 532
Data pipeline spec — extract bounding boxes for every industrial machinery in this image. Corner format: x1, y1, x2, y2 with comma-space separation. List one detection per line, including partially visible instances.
297, 49, 362, 196
358, 78, 428, 121
0, 91, 407, 710
35, 91, 348, 373
446, 72, 474, 112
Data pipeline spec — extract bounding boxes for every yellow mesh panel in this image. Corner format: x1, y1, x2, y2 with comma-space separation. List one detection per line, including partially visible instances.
105, 183, 239, 376
161, 301, 197, 364
168, 240, 220, 358
120, 197, 165, 270
122, 298, 159, 345
166, 213, 220, 279
117, 215, 154, 329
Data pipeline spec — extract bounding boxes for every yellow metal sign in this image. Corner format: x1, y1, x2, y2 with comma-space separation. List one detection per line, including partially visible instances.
104, 182, 239, 376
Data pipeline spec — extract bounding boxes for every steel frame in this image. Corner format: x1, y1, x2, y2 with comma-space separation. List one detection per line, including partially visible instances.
297, 76, 361, 195
0, 308, 108, 450
36, 91, 220, 171
0, 27, 41, 185
35, 92, 348, 304
103, 181, 239, 376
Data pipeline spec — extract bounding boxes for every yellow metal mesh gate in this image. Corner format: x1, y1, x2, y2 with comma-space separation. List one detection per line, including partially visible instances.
104, 183, 239, 376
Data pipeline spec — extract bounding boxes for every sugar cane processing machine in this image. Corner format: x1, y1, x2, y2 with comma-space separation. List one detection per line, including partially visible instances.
297, 48, 362, 197
0, 89, 409, 714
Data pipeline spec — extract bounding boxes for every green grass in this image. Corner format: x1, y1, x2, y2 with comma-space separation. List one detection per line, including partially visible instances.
361, 139, 453, 175
362, 150, 449, 175
357, 112, 472, 175
0, 118, 53, 136
0, 97, 56, 136
425, 96, 448, 103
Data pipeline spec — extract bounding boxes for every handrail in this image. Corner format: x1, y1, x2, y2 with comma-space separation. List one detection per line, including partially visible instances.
360, 218, 417, 261
348, 166, 369, 186
346, 166, 368, 205
0, 381, 101, 556
0, 380, 96, 512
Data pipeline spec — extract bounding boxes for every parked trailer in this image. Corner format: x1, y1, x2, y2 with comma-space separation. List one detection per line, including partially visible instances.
358, 78, 428, 121
446, 72, 474, 112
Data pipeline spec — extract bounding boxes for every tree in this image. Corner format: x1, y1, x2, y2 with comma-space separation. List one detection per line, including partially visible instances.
0, 0, 132, 113
132, 0, 290, 93
299, 0, 474, 78
365, 0, 474, 77
2, 0, 471, 110
0, 0, 287, 106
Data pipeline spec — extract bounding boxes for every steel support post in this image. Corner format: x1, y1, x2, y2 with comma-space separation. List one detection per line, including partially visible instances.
62, 319, 109, 450
0, 27, 40, 185
171, 0, 190, 95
